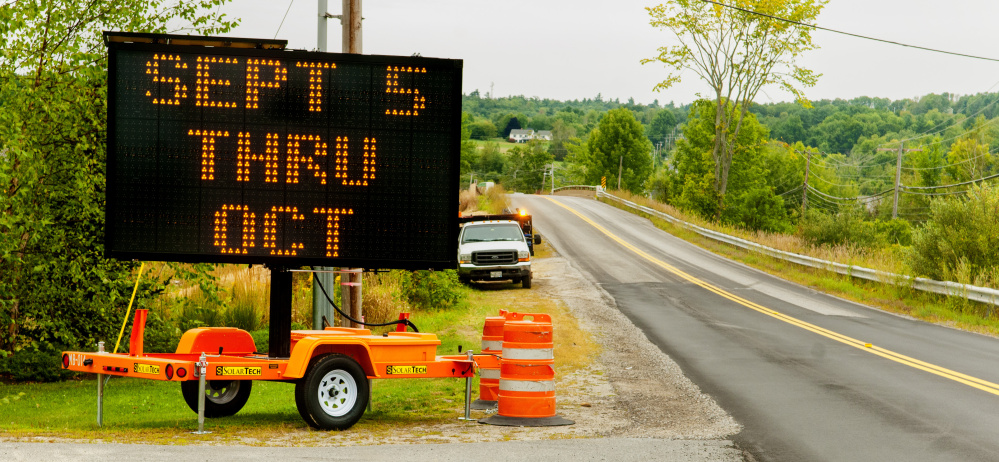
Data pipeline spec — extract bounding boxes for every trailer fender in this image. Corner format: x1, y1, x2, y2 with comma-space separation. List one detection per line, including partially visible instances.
175, 328, 257, 355
285, 338, 374, 379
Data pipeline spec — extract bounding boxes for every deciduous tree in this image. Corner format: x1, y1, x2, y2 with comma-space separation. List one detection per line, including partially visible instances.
0, 0, 237, 354
645, 0, 825, 215
583, 108, 652, 193
646, 109, 677, 146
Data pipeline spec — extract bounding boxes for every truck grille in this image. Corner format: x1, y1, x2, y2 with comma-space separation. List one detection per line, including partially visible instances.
472, 250, 516, 265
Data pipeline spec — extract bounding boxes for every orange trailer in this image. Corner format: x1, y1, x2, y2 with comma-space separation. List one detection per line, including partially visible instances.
62, 307, 499, 430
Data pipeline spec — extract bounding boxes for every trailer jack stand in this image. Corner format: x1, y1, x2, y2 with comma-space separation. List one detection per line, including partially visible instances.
192, 352, 211, 435
459, 350, 474, 421
96, 341, 105, 427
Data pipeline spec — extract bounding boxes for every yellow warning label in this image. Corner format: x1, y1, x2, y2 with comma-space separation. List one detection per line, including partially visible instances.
215, 366, 262, 376
134, 363, 160, 375
386, 365, 427, 375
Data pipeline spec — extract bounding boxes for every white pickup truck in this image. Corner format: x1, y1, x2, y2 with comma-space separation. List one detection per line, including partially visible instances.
457, 220, 535, 288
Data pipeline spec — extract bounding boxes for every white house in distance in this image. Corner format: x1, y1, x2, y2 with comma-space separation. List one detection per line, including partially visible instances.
508, 129, 553, 143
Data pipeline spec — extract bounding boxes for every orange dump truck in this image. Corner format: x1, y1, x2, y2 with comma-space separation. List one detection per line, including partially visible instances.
62, 309, 497, 430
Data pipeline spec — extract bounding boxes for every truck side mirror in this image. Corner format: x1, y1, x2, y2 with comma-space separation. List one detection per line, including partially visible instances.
534, 235, 542, 245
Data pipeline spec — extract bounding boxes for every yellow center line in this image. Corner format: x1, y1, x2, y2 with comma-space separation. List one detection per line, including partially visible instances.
543, 196, 999, 396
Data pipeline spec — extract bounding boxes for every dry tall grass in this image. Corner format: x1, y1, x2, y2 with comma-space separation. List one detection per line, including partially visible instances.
458, 189, 478, 214
481, 185, 511, 213
362, 271, 413, 324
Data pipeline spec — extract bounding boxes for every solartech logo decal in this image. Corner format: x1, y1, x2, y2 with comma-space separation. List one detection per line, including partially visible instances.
386, 365, 427, 375
134, 363, 160, 375
216, 366, 262, 376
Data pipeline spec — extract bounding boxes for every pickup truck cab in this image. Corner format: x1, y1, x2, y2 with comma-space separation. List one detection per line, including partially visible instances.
457, 220, 533, 288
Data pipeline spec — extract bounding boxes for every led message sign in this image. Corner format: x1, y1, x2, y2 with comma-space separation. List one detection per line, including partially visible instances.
106, 33, 461, 269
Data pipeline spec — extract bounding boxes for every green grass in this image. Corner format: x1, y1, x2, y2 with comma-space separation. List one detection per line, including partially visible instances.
0, 375, 472, 442
470, 138, 529, 154
603, 197, 999, 337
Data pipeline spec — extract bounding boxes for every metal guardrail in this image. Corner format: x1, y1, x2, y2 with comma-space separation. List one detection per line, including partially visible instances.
596, 190, 999, 306
552, 185, 598, 193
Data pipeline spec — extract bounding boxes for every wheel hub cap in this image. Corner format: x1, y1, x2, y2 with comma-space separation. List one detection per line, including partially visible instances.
318, 370, 357, 417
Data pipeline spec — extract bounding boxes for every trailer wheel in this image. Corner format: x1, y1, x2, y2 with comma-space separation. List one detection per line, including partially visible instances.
181, 379, 252, 418
522, 273, 532, 289
295, 353, 369, 430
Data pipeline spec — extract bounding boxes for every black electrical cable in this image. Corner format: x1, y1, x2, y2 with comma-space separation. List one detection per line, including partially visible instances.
312, 269, 420, 332
701, 0, 999, 63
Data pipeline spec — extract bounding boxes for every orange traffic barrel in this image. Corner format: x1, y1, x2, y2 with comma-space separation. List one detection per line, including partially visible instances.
479, 312, 573, 426
472, 310, 508, 410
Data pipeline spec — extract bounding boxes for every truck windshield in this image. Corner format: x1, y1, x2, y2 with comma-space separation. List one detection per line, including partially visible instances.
461, 224, 524, 243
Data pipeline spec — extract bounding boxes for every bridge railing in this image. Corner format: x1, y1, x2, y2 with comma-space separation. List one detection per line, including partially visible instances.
596, 190, 999, 306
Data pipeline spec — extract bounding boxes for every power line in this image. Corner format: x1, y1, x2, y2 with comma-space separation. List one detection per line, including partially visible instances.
809, 172, 887, 188
901, 188, 970, 197
777, 184, 804, 197
903, 171, 999, 190
702, 0, 999, 161
701, 0, 999, 63
901, 149, 994, 171
806, 184, 893, 202
274, 0, 296, 39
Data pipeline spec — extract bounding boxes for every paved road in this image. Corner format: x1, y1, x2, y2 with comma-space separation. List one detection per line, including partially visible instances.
513, 194, 999, 462
0, 439, 742, 461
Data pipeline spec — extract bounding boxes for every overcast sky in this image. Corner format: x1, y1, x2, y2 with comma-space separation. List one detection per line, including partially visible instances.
218, 0, 999, 106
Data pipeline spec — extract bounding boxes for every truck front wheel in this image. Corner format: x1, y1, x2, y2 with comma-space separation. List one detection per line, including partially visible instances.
295, 353, 369, 430
181, 379, 252, 418
522, 273, 532, 289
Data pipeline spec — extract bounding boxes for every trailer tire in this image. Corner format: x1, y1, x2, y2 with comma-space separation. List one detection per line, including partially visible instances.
295, 353, 369, 430
181, 379, 252, 418
522, 273, 532, 289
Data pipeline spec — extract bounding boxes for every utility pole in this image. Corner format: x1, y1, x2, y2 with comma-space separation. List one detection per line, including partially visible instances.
617, 155, 623, 191
800, 150, 811, 214
545, 164, 555, 195
551, 164, 555, 195
341, 0, 362, 53
312, 1, 335, 330
878, 143, 921, 219
342, 0, 363, 327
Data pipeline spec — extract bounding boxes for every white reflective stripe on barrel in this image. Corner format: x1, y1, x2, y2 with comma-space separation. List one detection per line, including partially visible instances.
481, 340, 503, 351
480, 368, 500, 379
502, 348, 554, 360
499, 379, 556, 392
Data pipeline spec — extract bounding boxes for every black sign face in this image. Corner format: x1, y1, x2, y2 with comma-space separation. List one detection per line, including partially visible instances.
106, 35, 461, 269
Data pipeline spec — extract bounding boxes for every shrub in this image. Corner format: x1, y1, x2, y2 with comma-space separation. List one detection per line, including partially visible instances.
250, 329, 269, 354
141, 309, 183, 354
800, 206, 911, 249
0, 346, 75, 382
722, 187, 793, 233
401, 270, 467, 310
907, 184, 999, 283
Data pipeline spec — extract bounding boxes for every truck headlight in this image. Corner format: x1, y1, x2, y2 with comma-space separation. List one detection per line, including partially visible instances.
459, 253, 471, 264
518, 250, 530, 262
